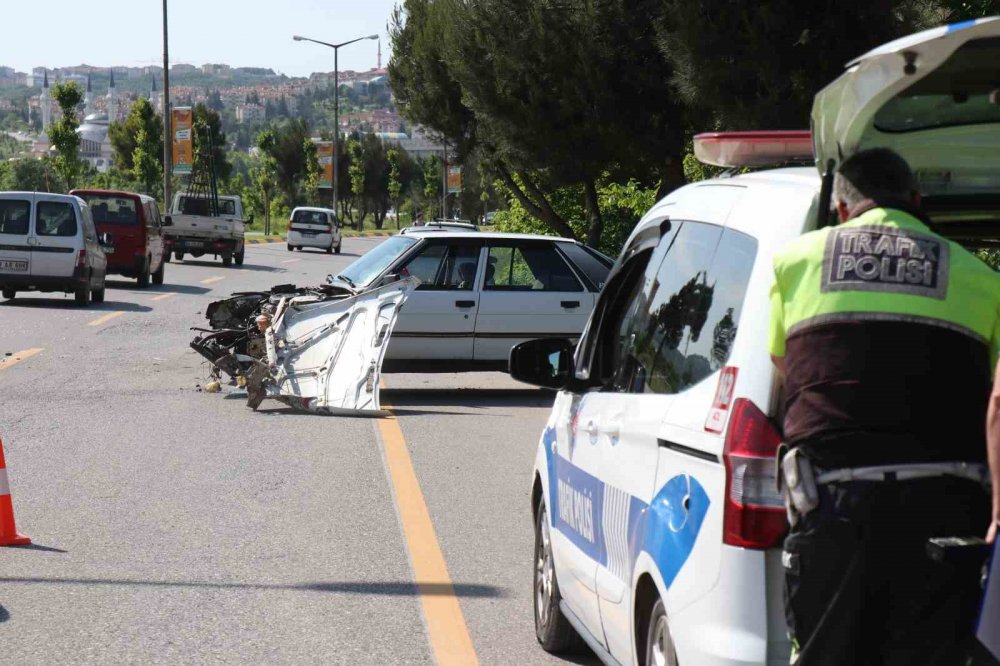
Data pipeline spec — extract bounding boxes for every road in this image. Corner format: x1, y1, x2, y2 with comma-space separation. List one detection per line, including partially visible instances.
0, 239, 597, 665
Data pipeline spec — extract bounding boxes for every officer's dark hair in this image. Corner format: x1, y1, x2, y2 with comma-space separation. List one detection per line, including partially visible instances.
833, 148, 918, 209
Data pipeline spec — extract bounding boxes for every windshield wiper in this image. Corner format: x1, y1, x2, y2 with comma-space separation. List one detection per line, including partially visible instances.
334, 273, 356, 288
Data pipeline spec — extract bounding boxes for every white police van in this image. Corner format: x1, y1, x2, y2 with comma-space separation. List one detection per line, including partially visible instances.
511, 18, 1000, 666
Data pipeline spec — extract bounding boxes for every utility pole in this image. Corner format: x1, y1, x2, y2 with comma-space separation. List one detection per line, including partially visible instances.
334, 48, 339, 221
162, 0, 172, 210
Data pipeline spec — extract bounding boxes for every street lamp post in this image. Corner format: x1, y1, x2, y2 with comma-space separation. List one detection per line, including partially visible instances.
162, 0, 171, 209
293, 33, 378, 224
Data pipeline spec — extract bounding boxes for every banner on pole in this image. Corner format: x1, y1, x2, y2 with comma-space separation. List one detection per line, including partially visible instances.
171, 107, 194, 176
314, 140, 334, 189
447, 166, 462, 194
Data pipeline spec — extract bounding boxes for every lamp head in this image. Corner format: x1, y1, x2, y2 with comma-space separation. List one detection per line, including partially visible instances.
368, 35, 379, 40
292, 35, 305, 41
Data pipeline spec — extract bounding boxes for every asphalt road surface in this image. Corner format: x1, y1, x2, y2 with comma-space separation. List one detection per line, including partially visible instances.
0, 239, 598, 665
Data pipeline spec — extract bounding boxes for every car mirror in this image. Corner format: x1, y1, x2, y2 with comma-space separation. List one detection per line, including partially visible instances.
246, 213, 254, 225
162, 215, 173, 227
98, 232, 113, 247
509, 338, 574, 389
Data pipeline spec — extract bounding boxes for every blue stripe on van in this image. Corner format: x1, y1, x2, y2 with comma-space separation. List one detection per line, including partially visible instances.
542, 426, 710, 588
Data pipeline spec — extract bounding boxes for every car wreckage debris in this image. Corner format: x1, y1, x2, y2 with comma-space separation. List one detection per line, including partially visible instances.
190, 277, 418, 414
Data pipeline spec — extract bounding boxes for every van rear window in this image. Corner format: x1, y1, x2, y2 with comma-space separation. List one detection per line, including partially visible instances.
0, 200, 30, 235
36, 202, 77, 237
80, 195, 138, 226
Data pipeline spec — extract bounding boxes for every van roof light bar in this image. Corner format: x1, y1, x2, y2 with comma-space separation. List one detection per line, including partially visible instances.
693, 131, 814, 169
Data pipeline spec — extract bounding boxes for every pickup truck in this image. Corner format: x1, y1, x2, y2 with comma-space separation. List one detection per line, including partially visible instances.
164, 193, 248, 267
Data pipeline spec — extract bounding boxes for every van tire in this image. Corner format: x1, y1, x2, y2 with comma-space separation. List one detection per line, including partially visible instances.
152, 260, 165, 285
534, 503, 582, 654
234, 248, 245, 266
137, 262, 150, 288
92, 285, 105, 304
222, 255, 233, 267
326, 244, 333, 254
174, 251, 184, 261
287, 245, 293, 252
74, 285, 91, 306
2, 288, 15, 300
335, 241, 342, 254
644, 599, 678, 666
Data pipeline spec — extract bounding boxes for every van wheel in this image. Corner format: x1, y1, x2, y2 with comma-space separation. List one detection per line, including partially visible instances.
74, 285, 91, 306
335, 241, 342, 254
152, 260, 165, 285
645, 600, 678, 666
222, 255, 233, 267
137, 263, 150, 288
287, 245, 293, 252
164, 252, 171, 263
326, 244, 333, 254
534, 503, 581, 653
234, 248, 245, 266
2, 288, 15, 300
92, 285, 105, 304
174, 251, 184, 261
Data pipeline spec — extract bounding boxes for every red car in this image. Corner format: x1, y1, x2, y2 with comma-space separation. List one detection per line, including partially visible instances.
70, 190, 167, 287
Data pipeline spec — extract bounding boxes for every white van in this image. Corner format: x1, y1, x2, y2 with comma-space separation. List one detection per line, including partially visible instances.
512, 18, 1000, 666
287, 207, 342, 254
0, 192, 109, 306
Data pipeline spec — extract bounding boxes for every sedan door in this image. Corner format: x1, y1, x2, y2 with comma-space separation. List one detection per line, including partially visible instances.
384, 238, 484, 362
0, 197, 33, 280
473, 240, 594, 362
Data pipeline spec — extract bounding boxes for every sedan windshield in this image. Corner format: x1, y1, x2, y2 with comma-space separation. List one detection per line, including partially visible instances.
336, 236, 417, 287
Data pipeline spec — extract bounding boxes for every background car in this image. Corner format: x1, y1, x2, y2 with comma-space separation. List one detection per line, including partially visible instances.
331, 230, 612, 371
71, 189, 167, 288
0, 192, 109, 305
399, 221, 479, 234
287, 207, 342, 254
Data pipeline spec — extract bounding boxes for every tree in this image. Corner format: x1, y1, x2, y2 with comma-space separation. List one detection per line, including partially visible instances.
109, 97, 164, 173
654, 1, 931, 131
131, 127, 162, 197
255, 120, 312, 208
347, 136, 367, 229
192, 103, 232, 182
388, 148, 403, 229
48, 81, 85, 190
0, 158, 60, 192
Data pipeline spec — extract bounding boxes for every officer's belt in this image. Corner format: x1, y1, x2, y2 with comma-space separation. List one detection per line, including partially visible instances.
815, 461, 989, 486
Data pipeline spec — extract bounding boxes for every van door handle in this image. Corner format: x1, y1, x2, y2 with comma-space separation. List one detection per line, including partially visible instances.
455, 300, 476, 308
561, 300, 580, 309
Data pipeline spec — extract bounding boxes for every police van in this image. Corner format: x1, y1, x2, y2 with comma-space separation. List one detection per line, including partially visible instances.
510, 18, 1000, 666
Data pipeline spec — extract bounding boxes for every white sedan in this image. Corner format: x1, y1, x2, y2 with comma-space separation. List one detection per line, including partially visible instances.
331, 231, 612, 372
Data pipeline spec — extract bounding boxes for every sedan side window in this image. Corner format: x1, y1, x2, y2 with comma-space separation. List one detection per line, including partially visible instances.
485, 242, 583, 292
398, 243, 448, 288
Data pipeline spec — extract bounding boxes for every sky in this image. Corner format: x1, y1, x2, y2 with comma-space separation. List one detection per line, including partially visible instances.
2, 0, 398, 77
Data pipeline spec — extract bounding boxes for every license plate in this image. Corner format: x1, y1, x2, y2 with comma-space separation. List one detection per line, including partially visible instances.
0, 259, 27, 272
103, 247, 115, 254
303, 231, 317, 237
187, 241, 204, 248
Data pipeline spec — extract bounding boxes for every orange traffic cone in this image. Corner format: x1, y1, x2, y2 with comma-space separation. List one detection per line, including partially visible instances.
0, 438, 30, 546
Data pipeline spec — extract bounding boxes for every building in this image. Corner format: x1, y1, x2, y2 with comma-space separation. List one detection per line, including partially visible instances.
171, 63, 198, 75
235, 103, 265, 123
77, 112, 114, 172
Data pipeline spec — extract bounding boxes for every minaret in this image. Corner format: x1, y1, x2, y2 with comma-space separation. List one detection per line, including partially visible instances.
106, 68, 118, 122
84, 73, 94, 116
150, 75, 160, 113
40, 70, 51, 131
377, 39, 382, 69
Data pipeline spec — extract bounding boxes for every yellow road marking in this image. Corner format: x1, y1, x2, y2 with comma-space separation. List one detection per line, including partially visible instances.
376, 399, 479, 666
87, 311, 124, 327
151, 292, 176, 302
200, 276, 224, 285
281, 259, 301, 264
0, 347, 44, 371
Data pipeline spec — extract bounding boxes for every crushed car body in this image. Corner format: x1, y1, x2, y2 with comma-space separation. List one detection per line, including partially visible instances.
191, 276, 419, 414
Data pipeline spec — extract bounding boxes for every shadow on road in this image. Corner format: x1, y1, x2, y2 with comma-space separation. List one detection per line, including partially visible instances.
173, 260, 285, 273
0, 577, 508, 598
0, 605, 9, 624
5, 543, 68, 553
381, 388, 555, 410
0, 299, 152, 313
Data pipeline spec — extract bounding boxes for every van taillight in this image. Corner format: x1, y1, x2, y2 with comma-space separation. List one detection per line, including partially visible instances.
76, 249, 87, 268
722, 398, 787, 549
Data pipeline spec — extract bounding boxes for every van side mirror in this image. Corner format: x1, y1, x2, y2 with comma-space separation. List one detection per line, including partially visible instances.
509, 338, 574, 389
162, 215, 173, 227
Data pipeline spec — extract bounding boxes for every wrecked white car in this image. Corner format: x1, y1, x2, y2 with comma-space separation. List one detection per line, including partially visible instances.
191, 277, 418, 414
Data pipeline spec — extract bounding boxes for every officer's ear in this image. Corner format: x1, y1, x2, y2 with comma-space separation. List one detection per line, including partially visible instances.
835, 199, 851, 223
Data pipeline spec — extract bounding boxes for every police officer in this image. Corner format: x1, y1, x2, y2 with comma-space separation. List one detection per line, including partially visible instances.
768, 147, 1000, 665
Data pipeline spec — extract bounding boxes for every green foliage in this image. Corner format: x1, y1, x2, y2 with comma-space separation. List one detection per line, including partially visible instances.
192, 103, 232, 182
0, 158, 62, 192
255, 119, 312, 207
48, 81, 85, 190
494, 176, 656, 256
131, 127, 162, 197
109, 97, 163, 174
